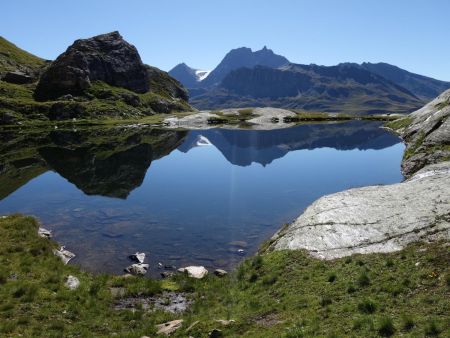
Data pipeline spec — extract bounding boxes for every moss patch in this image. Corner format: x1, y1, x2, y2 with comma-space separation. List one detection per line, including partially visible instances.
384, 116, 413, 131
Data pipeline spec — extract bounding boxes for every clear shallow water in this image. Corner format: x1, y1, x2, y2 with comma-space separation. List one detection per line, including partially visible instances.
0, 121, 404, 276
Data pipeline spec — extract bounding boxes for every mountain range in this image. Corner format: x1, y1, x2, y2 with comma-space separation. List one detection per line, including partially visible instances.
169, 47, 450, 114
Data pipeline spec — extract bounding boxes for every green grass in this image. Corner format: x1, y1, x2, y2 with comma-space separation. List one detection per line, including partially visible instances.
0, 80, 193, 125
0, 36, 45, 74
384, 116, 413, 131
0, 214, 449, 337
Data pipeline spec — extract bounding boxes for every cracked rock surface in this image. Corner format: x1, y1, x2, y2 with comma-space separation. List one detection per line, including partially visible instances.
271, 161, 450, 258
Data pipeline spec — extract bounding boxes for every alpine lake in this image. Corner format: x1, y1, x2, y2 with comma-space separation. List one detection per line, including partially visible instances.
0, 121, 404, 277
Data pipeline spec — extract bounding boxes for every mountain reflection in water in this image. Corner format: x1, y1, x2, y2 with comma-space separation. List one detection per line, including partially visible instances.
0, 121, 403, 276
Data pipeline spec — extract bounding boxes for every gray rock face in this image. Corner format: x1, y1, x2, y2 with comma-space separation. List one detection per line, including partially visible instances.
271, 161, 450, 258
401, 89, 450, 177
35, 31, 149, 100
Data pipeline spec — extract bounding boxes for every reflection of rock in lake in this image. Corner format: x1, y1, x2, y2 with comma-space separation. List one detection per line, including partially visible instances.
39, 143, 153, 198
0, 130, 49, 200
0, 127, 187, 200
38, 128, 187, 199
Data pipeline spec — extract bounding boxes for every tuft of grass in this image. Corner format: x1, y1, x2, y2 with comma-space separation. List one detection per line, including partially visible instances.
378, 316, 395, 336
327, 272, 337, 283
357, 299, 377, 314
357, 271, 371, 287
401, 315, 415, 331
424, 320, 441, 336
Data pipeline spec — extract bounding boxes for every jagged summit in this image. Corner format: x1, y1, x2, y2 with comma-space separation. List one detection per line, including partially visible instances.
169, 46, 289, 88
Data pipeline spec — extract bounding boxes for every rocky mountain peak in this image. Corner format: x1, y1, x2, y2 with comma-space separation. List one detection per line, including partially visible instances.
34, 31, 150, 100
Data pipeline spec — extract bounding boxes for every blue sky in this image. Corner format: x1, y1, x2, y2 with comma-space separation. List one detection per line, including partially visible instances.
2, 0, 449, 80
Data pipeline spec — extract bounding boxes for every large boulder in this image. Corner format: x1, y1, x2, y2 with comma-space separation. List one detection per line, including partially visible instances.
34, 31, 149, 100
270, 161, 450, 259
3, 71, 34, 84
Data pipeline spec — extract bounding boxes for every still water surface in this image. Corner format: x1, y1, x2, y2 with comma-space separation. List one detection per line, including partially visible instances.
0, 121, 404, 276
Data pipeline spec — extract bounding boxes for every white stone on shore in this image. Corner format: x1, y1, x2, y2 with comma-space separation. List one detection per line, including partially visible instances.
53, 246, 76, 264
177, 266, 208, 279
38, 227, 52, 239
125, 263, 149, 276
129, 252, 145, 263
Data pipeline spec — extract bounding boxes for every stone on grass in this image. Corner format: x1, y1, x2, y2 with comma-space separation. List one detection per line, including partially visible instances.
215, 319, 235, 326
53, 246, 76, 264
214, 269, 228, 277
65, 275, 80, 290
38, 227, 52, 239
156, 319, 183, 336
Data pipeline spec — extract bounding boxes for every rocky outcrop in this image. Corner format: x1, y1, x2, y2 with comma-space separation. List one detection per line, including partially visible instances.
270, 161, 450, 258
271, 90, 450, 258
35, 31, 149, 100
401, 89, 450, 176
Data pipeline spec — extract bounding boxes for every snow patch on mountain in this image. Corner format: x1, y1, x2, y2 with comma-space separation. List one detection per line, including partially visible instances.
195, 70, 211, 81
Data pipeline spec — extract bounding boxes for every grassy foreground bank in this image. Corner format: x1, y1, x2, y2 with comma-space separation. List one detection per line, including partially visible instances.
0, 214, 448, 337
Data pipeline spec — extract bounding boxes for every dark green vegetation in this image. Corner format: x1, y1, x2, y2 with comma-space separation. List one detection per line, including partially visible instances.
1, 214, 448, 337
0, 78, 191, 125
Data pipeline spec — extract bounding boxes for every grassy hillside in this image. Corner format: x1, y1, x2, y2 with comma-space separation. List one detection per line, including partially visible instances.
0, 214, 448, 337
0, 80, 192, 124
0, 36, 45, 75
